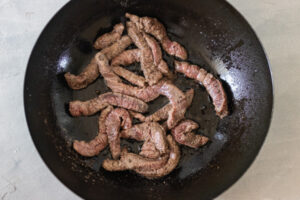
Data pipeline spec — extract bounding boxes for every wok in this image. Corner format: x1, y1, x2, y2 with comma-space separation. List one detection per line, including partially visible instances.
24, 0, 273, 199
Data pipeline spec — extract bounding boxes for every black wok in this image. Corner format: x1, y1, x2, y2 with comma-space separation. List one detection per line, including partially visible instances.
24, 0, 273, 199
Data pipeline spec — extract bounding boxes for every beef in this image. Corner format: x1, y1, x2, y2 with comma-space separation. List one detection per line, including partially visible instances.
129, 111, 146, 121
69, 92, 148, 117
134, 135, 180, 179
96, 52, 162, 102
121, 122, 168, 154
126, 13, 187, 60
65, 36, 132, 90
144, 33, 173, 78
140, 141, 160, 159
111, 49, 141, 66
126, 21, 162, 85
94, 23, 125, 50
171, 120, 209, 148
102, 148, 169, 171
106, 108, 132, 159
145, 89, 194, 123
174, 61, 228, 118
73, 106, 113, 157
112, 66, 146, 87
158, 81, 187, 129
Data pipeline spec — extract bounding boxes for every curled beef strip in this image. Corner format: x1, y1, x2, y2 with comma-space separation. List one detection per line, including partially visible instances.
106, 108, 132, 159
129, 110, 146, 121
69, 92, 148, 117
143, 33, 173, 78
96, 52, 162, 102
126, 13, 187, 60
140, 141, 160, 159
171, 120, 209, 148
158, 81, 187, 129
73, 106, 113, 157
121, 122, 168, 155
134, 135, 180, 179
145, 89, 194, 123
102, 148, 169, 171
94, 23, 125, 50
174, 61, 228, 118
126, 21, 162, 85
112, 66, 146, 87
64, 36, 132, 90
111, 49, 141, 66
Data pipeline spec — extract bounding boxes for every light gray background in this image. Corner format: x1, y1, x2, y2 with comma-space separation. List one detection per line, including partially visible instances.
1, 0, 299, 199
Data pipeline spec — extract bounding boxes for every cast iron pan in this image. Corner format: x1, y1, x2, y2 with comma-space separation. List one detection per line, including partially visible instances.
24, 0, 273, 199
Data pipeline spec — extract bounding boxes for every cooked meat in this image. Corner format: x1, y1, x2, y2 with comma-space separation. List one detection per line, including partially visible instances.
158, 81, 187, 129
171, 120, 209, 148
127, 21, 162, 85
73, 106, 113, 157
94, 23, 125, 50
174, 61, 228, 118
134, 135, 180, 179
140, 141, 160, 159
126, 13, 187, 60
106, 108, 132, 159
145, 89, 194, 122
69, 92, 148, 117
65, 36, 132, 90
112, 66, 146, 87
64, 58, 98, 90
121, 122, 168, 154
129, 110, 146, 121
111, 49, 141, 66
96, 52, 162, 102
102, 148, 169, 171
144, 33, 173, 78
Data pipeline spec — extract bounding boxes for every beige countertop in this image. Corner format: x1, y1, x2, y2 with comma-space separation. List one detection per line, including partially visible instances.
0, 0, 299, 199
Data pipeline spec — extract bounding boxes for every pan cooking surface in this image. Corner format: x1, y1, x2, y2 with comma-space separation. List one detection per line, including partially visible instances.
24, 0, 273, 199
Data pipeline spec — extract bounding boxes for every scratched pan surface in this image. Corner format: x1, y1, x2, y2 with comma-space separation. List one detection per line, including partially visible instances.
24, 0, 273, 199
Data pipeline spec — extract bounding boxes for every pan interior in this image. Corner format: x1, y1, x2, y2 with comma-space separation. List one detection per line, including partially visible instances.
24, 0, 273, 199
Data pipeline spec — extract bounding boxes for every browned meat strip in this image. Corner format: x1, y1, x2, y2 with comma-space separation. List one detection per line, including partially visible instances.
134, 135, 180, 179
174, 61, 228, 118
145, 89, 194, 122
96, 52, 162, 102
65, 36, 132, 90
112, 66, 146, 87
64, 58, 98, 90
144, 33, 173, 78
121, 122, 168, 154
158, 81, 187, 129
126, 13, 187, 60
140, 141, 160, 159
102, 148, 169, 171
106, 108, 132, 159
69, 92, 148, 117
94, 23, 125, 50
129, 111, 146, 121
111, 49, 141, 66
73, 106, 113, 157
171, 120, 209, 148
127, 21, 162, 85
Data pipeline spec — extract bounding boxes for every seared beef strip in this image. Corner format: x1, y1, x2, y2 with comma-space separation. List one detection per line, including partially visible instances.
134, 135, 180, 179
174, 61, 228, 118
102, 148, 169, 171
171, 120, 209, 148
126, 13, 187, 60
69, 92, 148, 117
126, 21, 162, 85
129, 110, 146, 121
94, 23, 124, 50
111, 49, 141, 66
121, 122, 168, 154
140, 141, 160, 159
96, 52, 162, 102
106, 108, 132, 159
73, 106, 113, 157
145, 89, 194, 123
65, 36, 132, 90
112, 66, 146, 87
